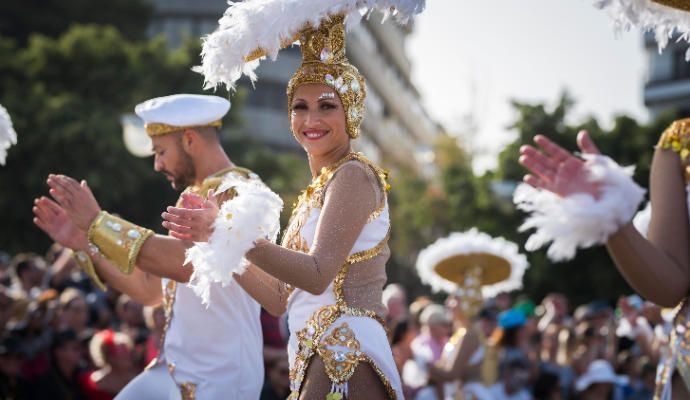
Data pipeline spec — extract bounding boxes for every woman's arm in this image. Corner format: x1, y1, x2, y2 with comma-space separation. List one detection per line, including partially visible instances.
234, 264, 288, 316
605, 147, 690, 306
246, 162, 380, 295
520, 131, 690, 306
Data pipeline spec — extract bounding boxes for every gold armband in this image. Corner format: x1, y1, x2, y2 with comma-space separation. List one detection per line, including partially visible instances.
657, 118, 690, 182
87, 211, 153, 275
73, 251, 106, 291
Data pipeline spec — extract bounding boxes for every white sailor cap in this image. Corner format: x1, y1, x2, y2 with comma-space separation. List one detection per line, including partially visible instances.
135, 94, 230, 137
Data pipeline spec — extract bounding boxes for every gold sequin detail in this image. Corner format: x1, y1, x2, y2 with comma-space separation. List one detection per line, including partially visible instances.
652, 0, 690, 12
287, 14, 366, 139
145, 119, 222, 137
282, 152, 390, 299
654, 298, 690, 399
318, 323, 365, 383
361, 354, 398, 400
167, 362, 198, 400
657, 118, 690, 182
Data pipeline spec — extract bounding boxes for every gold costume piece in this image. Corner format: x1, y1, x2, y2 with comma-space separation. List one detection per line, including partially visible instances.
145, 119, 222, 137
657, 117, 690, 182
87, 212, 154, 275
287, 14, 366, 139
73, 251, 106, 291
652, 0, 690, 12
273, 153, 396, 399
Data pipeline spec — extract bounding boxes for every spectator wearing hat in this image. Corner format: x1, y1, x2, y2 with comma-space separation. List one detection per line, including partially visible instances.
575, 359, 626, 400
413, 304, 451, 364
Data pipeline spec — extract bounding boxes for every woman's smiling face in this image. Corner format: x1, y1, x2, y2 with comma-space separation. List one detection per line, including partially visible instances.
290, 83, 349, 157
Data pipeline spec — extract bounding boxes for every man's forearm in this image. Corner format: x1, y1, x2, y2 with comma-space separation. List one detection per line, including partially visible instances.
136, 234, 193, 283
88, 254, 161, 306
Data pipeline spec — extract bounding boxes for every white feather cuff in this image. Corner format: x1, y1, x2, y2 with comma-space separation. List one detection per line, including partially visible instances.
416, 228, 528, 298
185, 173, 283, 305
195, 0, 425, 90
514, 154, 646, 262
594, 0, 690, 59
0, 104, 17, 166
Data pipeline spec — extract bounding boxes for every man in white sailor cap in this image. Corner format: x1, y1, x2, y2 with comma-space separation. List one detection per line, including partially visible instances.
32, 94, 264, 399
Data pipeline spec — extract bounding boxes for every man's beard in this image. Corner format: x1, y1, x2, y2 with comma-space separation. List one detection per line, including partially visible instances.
165, 153, 196, 190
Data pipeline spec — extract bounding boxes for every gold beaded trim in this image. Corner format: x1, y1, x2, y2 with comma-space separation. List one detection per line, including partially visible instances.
145, 119, 222, 137
361, 354, 398, 400
657, 118, 690, 182
167, 362, 198, 400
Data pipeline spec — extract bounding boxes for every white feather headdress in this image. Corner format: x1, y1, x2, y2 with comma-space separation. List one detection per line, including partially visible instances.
195, 0, 425, 90
416, 228, 529, 298
0, 104, 17, 166
595, 0, 690, 59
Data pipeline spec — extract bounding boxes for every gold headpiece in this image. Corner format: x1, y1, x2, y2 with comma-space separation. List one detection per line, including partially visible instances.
287, 14, 366, 139
651, 0, 690, 11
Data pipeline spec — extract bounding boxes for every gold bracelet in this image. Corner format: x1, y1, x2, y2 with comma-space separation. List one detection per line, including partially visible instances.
87, 211, 154, 275
73, 251, 106, 291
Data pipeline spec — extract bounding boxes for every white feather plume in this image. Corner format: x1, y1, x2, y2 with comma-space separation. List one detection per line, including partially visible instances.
514, 154, 646, 262
185, 173, 283, 305
195, 0, 425, 90
416, 228, 529, 298
594, 0, 690, 59
0, 104, 17, 166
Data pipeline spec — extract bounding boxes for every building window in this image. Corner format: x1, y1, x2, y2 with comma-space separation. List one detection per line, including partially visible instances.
242, 80, 288, 111
673, 48, 690, 80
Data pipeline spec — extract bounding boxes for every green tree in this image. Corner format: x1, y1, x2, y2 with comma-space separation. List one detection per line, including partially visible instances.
0, 25, 308, 255
495, 93, 676, 305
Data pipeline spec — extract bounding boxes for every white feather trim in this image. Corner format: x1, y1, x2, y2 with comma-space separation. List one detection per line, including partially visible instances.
195, 0, 425, 90
514, 154, 646, 262
632, 201, 652, 237
416, 228, 529, 298
0, 104, 17, 166
185, 172, 283, 305
594, 0, 690, 59
633, 183, 690, 237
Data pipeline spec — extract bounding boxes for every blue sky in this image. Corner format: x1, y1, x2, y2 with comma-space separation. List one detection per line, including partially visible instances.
407, 0, 648, 171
